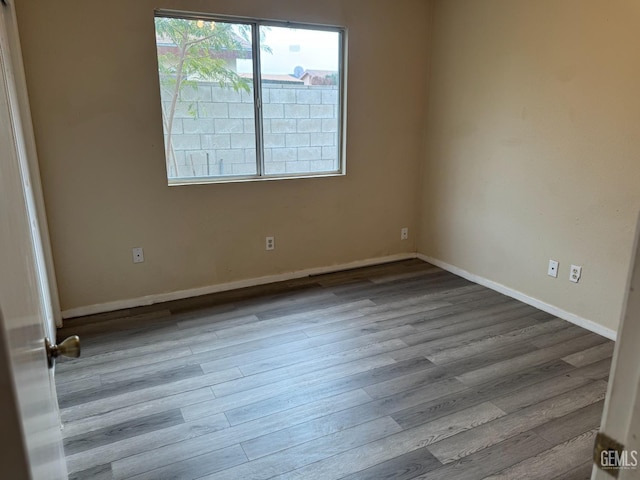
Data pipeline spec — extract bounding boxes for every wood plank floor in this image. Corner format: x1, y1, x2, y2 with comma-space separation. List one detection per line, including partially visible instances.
56, 260, 612, 480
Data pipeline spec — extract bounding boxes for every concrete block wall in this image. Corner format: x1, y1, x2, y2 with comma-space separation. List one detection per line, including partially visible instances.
161, 82, 340, 178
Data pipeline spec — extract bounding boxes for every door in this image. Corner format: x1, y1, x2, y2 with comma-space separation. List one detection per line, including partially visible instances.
0, 1, 67, 478
593, 213, 640, 479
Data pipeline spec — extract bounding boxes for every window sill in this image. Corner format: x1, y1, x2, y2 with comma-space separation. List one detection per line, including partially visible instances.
167, 170, 346, 186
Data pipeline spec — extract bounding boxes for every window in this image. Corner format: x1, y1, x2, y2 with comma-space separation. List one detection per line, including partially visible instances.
154, 11, 346, 184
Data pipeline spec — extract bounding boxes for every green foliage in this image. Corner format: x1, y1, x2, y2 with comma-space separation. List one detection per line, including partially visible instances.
155, 17, 251, 93
154, 17, 272, 177
325, 73, 339, 85
155, 17, 255, 176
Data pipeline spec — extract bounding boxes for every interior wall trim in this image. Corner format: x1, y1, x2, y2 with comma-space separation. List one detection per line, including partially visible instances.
61, 253, 418, 319
417, 254, 617, 341
63, 250, 619, 341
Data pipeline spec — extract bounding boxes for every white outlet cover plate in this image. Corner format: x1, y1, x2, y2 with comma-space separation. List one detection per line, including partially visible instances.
570, 264, 582, 283
132, 247, 144, 263
548, 259, 559, 278
266, 237, 275, 250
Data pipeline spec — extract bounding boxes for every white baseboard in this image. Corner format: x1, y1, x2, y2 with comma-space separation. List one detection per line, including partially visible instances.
61, 253, 418, 319
417, 254, 617, 341
63, 251, 619, 341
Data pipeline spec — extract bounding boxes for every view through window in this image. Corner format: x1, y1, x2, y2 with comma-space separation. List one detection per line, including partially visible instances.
154, 13, 345, 183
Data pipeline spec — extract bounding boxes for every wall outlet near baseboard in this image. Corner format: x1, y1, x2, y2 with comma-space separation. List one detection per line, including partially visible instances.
548, 259, 559, 278
132, 247, 144, 263
570, 265, 582, 283
401, 227, 409, 240
266, 236, 275, 251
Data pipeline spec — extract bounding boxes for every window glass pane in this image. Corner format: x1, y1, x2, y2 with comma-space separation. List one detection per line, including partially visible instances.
259, 26, 341, 176
155, 17, 257, 180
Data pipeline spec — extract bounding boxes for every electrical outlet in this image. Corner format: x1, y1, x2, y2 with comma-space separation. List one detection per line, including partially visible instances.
547, 259, 559, 278
401, 227, 409, 240
132, 247, 144, 264
570, 264, 582, 283
266, 236, 275, 251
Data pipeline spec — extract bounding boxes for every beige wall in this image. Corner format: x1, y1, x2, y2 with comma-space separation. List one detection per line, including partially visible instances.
16, 0, 430, 312
19, 0, 637, 334
419, 0, 640, 332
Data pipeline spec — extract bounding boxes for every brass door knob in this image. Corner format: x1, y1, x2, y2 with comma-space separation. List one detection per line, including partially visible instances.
45, 335, 80, 368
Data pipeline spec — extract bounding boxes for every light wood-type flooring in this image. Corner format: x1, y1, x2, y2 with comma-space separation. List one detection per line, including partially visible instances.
56, 259, 613, 479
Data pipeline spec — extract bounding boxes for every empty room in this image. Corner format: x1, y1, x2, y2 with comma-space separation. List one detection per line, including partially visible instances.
1, 0, 639, 479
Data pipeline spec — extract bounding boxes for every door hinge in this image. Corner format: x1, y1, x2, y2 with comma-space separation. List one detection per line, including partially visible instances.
594, 432, 625, 478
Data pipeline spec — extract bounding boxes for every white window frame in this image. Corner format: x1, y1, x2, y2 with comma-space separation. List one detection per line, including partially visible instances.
154, 10, 347, 185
